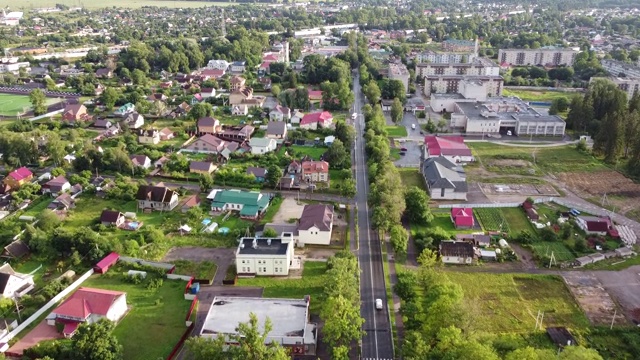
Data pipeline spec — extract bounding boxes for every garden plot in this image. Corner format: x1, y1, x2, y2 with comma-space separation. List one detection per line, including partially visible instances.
561, 272, 624, 326
479, 183, 559, 196
474, 208, 510, 232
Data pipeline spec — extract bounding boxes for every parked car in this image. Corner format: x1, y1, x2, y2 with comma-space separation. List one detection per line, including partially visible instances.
419, 131, 424, 135
399, 152, 406, 156
400, 147, 408, 151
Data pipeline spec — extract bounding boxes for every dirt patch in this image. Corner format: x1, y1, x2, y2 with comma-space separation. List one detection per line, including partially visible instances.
163, 247, 235, 285
489, 159, 533, 167
300, 248, 339, 260
593, 266, 640, 323
557, 171, 640, 215
271, 196, 305, 223
479, 183, 559, 196
562, 272, 625, 326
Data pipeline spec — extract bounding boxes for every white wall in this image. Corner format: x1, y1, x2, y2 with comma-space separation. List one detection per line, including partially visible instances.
429, 187, 467, 201
298, 226, 332, 246
105, 294, 128, 322
237, 256, 290, 276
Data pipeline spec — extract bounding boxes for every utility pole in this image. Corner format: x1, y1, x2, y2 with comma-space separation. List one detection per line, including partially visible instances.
611, 309, 617, 329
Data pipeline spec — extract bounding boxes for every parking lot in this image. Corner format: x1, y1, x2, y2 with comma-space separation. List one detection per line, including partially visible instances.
394, 140, 421, 167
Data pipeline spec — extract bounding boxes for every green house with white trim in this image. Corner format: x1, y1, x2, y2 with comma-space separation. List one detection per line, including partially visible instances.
208, 189, 270, 219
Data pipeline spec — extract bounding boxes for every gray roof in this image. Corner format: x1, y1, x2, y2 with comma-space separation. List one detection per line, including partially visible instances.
266, 121, 287, 136
237, 238, 288, 255
246, 166, 267, 178
422, 157, 468, 193
440, 241, 474, 257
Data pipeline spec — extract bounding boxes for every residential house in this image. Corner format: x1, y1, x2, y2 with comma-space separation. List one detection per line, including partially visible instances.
424, 136, 474, 163
138, 129, 160, 144
100, 210, 125, 227
48, 193, 75, 210
249, 137, 278, 155
229, 87, 254, 105
308, 89, 323, 102
3, 167, 33, 189
439, 241, 474, 264
123, 112, 144, 129
297, 204, 334, 246
217, 125, 255, 143
230, 76, 246, 91
0, 264, 34, 299
300, 111, 333, 130
522, 200, 539, 221
147, 93, 168, 102
422, 156, 467, 200
576, 216, 618, 237
455, 233, 490, 247
290, 110, 304, 124
130, 155, 151, 169
231, 105, 248, 116
200, 88, 216, 99
181, 195, 201, 213
173, 102, 191, 117
278, 176, 295, 190
183, 134, 239, 160
258, 76, 272, 90
136, 185, 179, 211
206, 59, 230, 71
95, 68, 113, 78
62, 104, 91, 123
93, 119, 112, 128
189, 161, 216, 175
159, 128, 174, 141
114, 103, 135, 117
154, 156, 170, 169
266, 121, 287, 139
197, 117, 221, 135
231, 61, 247, 73
451, 208, 474, 229
269, 105, 291, 122
235, 236, 295, 276
2, 240, 30, 260
208, 189, 270, 219
246, 167, 267, 182
47, 287, 127, 337
301, 160, 329, 183
287, 160, 303, 175
43, 176, 71, 194
201, 69, 225, 79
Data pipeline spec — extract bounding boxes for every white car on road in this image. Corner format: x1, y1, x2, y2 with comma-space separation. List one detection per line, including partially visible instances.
375, 298, 383, 310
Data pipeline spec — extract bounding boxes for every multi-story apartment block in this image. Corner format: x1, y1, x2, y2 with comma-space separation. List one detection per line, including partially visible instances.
498, 47, 579, 66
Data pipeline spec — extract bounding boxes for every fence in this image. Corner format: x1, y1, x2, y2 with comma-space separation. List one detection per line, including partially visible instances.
166, 323, 195, 360
0, 269, 94, 344
167, 273, 193, 281
119, 256, 176, 273
438, 198, 549, 209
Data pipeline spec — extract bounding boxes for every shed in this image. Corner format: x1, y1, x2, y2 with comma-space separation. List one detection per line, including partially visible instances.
94, 252, 120, 274
574, 255, 593, 267
546, 327, 577, 347
2, 240, 30, 259
480, 250, 497, 261
615, 247, 635, 258
127, 270, 147, 279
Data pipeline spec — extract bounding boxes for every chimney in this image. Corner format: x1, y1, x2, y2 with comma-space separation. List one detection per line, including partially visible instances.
240, 243, 245, 249
267, 239, 272, 246
252, 238, 257, 249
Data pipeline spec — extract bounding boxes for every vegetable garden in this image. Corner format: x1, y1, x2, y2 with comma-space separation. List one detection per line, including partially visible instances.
474, 208, 510, 232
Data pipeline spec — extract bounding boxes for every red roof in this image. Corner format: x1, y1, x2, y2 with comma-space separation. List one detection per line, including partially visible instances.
308, 89, 323, 100
201, 69, 225, 78
8, 167, 33, 181
263, 54, 278, 62
425, 136, 472, 157
301, 111, 332, 125
259, 62, 270, 69
94, 252, 120, 272
302, 160, 329, 174
451, 207, 474, 227
63, 321, 79, 336
53, 287, 125, 320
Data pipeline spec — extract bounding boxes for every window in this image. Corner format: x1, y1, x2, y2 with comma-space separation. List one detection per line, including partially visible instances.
263, 267, 267, 272
440, 188, 445, 197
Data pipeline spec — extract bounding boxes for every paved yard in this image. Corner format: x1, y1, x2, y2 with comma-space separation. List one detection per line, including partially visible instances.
394, 140, 421, 167
163, 247, 235, 285
8, 320, 63, 356
562, 271, 625, 326
593, 266, 640, 323
270, 196, 305, 223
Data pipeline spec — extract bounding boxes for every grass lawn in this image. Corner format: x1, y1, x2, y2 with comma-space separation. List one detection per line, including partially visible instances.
21, 197, 54, 217
329, 169, 350, 193
13, 257, 55, 287
502, 89, 579, 102
259, 196, 283, 224
446, 272, 589, 333
385, 125, 408, 138
236, 261, 327, 314
501, 207, 536, 236
529, 242, 576, 262
398, 168, 425, 190
170, 259, 217, 280
582, 255, 640, 270
0, 94, 58, 116
279, 145, 327, 160
211, 212, 253, 232
468, 142, 608, 175
81, 272, 191, 360
390, 148, 401, 161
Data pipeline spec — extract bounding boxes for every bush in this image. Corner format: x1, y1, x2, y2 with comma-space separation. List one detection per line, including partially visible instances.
147, 278, 163, 290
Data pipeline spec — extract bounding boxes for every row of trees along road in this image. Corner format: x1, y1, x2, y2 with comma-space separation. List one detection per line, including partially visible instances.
566, 78, 640, 177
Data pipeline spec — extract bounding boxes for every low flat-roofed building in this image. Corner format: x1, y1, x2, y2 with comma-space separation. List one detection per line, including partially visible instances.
200, 296, 317, 356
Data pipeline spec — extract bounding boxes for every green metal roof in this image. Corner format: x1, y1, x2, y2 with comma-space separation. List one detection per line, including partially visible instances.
211, 190, 269, 209
239, 205, 260, 217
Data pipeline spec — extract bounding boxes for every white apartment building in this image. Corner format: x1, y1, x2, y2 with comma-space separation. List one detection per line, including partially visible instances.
206, 59, 230, 71
601, 59, 640, 78
235, 236, 295, 276
429, 76, 504, 112
388, 62, 410, 92
416, 50, 476, 64
591, 76, 640, 99
0, 61, 30, 74
498, 47, 579, 66
416, 57, 500, 78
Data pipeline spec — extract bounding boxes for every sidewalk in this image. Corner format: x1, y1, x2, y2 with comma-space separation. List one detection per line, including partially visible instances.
385, 241, 405, 352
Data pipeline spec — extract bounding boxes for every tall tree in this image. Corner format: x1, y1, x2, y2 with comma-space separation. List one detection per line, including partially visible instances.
324, 139, 350, 170
321, 295, 365, 350
363, 80, 381, 105
389, 224, 409, 256
100, 87, 119, 110
29, 89, 47, 116
71, 320, 123, 360
595, 111, 624, 163
391, 98, 403, 123
334, 121, 355, 148
404, 186, 434, 224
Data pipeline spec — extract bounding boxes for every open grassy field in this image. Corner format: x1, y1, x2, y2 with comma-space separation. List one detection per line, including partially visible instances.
501, 207, 536, 236
385, 125, 408, 138
82, 272, 191, 360
398, 168, 426, 190
4, 0, 233, 9
529, 242, 576, 262
0, 94, 58, 116
236, 261, 326, 314
278, 145, 326, 160
446, 272, 589, 333
170, 259, 217, 279
469, 142, 608, 175
502, 89, 581, 102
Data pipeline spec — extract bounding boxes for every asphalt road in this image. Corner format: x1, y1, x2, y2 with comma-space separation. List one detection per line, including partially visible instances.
353, 74, 394, 360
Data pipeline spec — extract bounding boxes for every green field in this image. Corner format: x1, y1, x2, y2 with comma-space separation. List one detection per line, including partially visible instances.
469, 142, 608, 175
385, 125, 408, 138
474, 208, 510, 232
446, 272, 589, 333
237, 261, 327, 314
398, 168, 426, 190
502, 89, 581, 102
278, 145, 326, 160
170, 259, 217, 279
4, 0, 233, 9
501, 207, 536, 236
0, 94, 59, 117
82, 272, 191, 360
529, 242, 576, 262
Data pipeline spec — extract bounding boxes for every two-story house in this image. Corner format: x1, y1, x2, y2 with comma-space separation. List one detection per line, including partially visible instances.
301, 160, 329, 183
300, 111, 333, 130
266, 121, 287, 139
62, 104, 91, 124
138, 129, 160, 144
136, 185, 179, 211
297, 204, 334, 246
249, 138, 278, 155
235, 236, 295, 276
197, 117, 221, 135
269, 105, 291, 122
230, 61, 247, 73
43, 176, 71, 195
3, 167, 33, 189
123, 112, 144, 129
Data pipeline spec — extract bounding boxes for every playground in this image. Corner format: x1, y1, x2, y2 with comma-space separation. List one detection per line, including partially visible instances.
0, 94, 58, 117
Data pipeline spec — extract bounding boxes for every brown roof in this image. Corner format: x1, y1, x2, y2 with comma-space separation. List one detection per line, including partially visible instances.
302, 160, 329, 174
159, 128, 173, 137
298, 204, 333, 231
129, 155, 149, 166
439, 241, 474, 257
136, 185, 176, 203
46, 175, 69, 187
267, 121, 287, 136
182, 195, 200, 209
246, 166, 267, 178
190, 161, 213, 172
100, 210, 123, 223
198, 117, 219, 127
